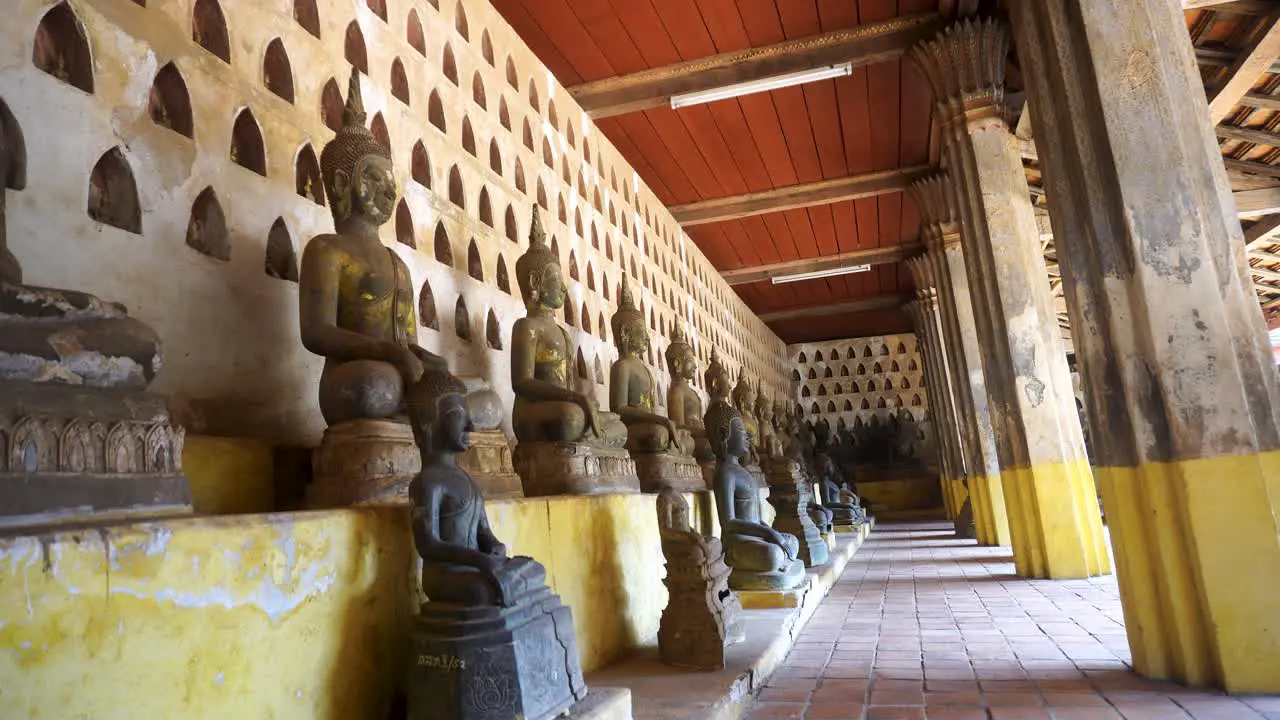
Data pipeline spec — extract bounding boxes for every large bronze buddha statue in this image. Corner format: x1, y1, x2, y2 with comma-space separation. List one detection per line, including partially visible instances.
609, 276, 682, 454
407, 364, 586, 720
299, 69, 442, 426
705, 354, 804, 591
665, 327, 712, 463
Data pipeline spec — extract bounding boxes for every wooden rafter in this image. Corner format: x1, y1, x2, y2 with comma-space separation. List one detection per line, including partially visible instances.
1196, 46, 1280, 74
567, 14, 942, 119
1237, 91, 1280, 110
722, 245, 923, 286
1208, 9, 1280, 123
670, 166, 930, 226
1225, 157, 1280, 179
1235, 187, 1280, 217
758, 294, 911, 323
1184, 0, 1276, 12
1246, 215, 1280, 248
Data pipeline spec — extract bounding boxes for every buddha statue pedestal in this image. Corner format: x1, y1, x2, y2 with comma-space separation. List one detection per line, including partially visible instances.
634, 450, 704, 493
409, 589, 587, 720
765, 460, 829, 568
514, 438, 639, 497
458, 429, 523, 499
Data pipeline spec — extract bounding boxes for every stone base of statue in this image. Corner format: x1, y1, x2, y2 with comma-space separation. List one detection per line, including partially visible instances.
830, 507, 865, 527
309, 421, 523, 506
0, 380, 191, 530
765, 461, 829, 568
658, 536, 744, 671
736, 575, 812, 609
514, 441, 640, 497
409, 586, 588, 720
634, 451, 704, 493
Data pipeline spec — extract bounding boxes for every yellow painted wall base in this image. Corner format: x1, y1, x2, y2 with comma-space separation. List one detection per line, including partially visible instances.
968, 474, 1012, 547
1096, 451, 1280, 693
1000, 459, 1109, 579
859, 475, 944, 513
183, 435, 276, 515
0, 491, 710, 719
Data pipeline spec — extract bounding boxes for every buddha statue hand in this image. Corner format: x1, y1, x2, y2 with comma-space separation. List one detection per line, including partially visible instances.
664, 419, 681, 451
581, 396, 604, 439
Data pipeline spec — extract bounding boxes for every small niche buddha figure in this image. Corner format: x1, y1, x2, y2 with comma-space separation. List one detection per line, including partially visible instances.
300, 68, 443, 426
511, 207, 624, 446
705, 355, 804, 591
610, 276, 684, 454
666, 327, 712, 463
407, 364, 587, 720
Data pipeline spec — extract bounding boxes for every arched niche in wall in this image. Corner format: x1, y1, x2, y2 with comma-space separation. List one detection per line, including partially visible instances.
548, 99, 560, 133
265, 217, 298, 282
557, 194, 567, 224
505, 57, 518, 89
448, 166, 465, 208
862, 346, 872, 358
807, 368, 817, 380
321, 78, 343, 132
823, 367, 832, 378
442, 45, 458, 85
504, 206, 518, 243
263, 39, 294, 103
549, 236, 560, 262
390, 58, 410, 105
585, 262, 595, 290
568, 251, 579, 281
581, 305, 592, 334
814, 350, 824, 362
496, 256, 511, 294
428, 90, 446, 133
488, 140, 502, 176
86, 147, 141, 234
339, 23, 368, 75
564, 300, 576, 329
148, 62, 193, 138
295, 143, 323, 205
472, 73, 487, 109
566, 123, 576, 150
454, 1, 469, 40
454, 296, 472, 341
522, 119, 534, 152
801, 386, 811, 398
34, 2, 95, 94
498, 98, 511, 131
486, 309, 502, 350
594, 356, 605, 384
419, 279, 439, 330
481, 30, 495, 66
366, 0, 387, 22
527, 78, 540, 112
193, 0, 231, 64
370, 113, 390, 152
467, 239, 483, 281
535, 179, 547, 211
434, 222, 453, 267
513, 159, 526, 193
791, 370, 801, 382
407, 9, 425, 56
230, 108, 266, 176
294, 0, 320, 38
461, 117, 476, 156
411, 141, 430, 188
541, 138, 554, 170
597, 312, 606, 340
575, 349, 590, 382
186, 187, 229, 261
478, 188, 494, 227
395, 200, 415, 248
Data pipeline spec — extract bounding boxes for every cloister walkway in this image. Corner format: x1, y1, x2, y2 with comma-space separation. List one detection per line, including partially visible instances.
745, 522, 1280, 720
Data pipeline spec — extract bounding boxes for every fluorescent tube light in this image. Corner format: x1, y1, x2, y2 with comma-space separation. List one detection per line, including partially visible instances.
670, 63, 854, 110
771, 264, 871, 285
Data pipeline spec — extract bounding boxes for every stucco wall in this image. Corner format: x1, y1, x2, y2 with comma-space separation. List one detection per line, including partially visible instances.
788, 333, 930, 429
1, 0, 790, 446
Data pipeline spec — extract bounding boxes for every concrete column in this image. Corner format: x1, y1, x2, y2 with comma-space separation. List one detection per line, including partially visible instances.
911, 20, 1108, 579
1009, 0, 1280, 691
903, 283, 965, 524
911, 177, 1011, 547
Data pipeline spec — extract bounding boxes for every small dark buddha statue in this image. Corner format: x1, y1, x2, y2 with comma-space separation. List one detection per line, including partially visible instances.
813, 420, 865, 527
510, 207, 624, 446
705, 353, 804, 591
407, 364, 587, 720
666, 327, 712, 463
609, 276, 683, 454
300, 68, 443, 426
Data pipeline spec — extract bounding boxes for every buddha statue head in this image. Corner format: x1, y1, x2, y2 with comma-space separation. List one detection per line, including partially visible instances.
406, 364, 474, 455
732, 369, 754, 415
611, 276, 648, 358
515, 207, 566, 313
320, 68, 396, 227
705, 398, 748, 462
665, 326, 696, 383
704, 349, 733, 402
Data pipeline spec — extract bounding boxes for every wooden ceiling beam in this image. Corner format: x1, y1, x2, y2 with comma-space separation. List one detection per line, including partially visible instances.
1237, 92, 1280, 110
1185, 0, 1277, 12
567, 14, 942, 119
1235, 187, 1280, 217
758, 294, 912, 323
1196, 46, 1280, 73
1208, 9, 1280, 123
721, 245, 922, 286
671, 166, 931, 226
1225, 157, 1280, 179
1247, 264, 1280, 281
1246, 215, 1280, 249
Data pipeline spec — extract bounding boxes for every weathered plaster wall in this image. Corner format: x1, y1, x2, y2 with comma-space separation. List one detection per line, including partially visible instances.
788, 333, 930, 430
0, 492, 711, 718
1, 0, 790, 447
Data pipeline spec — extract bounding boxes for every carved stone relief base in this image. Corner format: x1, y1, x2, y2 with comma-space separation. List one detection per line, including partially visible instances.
409, 587, 587, 720
309, 422, 523, 507
513, 441, 641, 497
658, 535, 745, 671
0, 380, 191, 530
766, 461, 829, 568
633, 451, 705, 493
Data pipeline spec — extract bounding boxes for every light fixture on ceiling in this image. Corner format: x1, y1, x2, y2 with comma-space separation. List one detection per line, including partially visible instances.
669, 63, 854, 110
771, 263, 872, 285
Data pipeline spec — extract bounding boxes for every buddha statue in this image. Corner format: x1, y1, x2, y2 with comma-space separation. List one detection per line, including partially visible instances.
510, 207, 623, 446
731, 368, 761, 469
755, 384, 783, 466
813, 421, 865, 527
300, 69, 443, 426
705, 393, 804, 591
609, 276, 684, 454
656, 486, 743, 671
407, 364, 586, 720
665, 327, 712, 463
704, 348, 733, 404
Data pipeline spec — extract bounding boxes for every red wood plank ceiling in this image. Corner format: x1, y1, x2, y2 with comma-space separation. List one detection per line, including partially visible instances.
493, 0, 938, 342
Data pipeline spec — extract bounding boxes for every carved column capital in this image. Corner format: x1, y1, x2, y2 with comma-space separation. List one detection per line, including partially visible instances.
909, 175, 962, 246
905, 255, 937, 292
909, 18, 1011, 129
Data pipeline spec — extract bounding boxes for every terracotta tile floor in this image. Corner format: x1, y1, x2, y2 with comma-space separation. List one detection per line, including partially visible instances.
747, 522, 1280, 720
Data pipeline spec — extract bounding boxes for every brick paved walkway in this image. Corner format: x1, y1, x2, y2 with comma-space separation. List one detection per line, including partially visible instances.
747, 521, 1280, 720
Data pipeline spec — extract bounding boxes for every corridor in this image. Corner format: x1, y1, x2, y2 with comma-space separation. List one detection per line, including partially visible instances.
746, 523, 1280, 720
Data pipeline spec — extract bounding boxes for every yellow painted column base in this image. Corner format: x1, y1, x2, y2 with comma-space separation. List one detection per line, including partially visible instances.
1000, 459, 1109, 579
1096, 451, 1280, 693
968, 474, 1012, 547
940, 475, 957, 520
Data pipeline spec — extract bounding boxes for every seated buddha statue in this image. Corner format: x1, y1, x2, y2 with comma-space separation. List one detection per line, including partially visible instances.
665, 327, 712, 463
731, 369, 761, 468
609, 277, 683, 454
705, 395, 804, 591
755, 385, 783, 467
299, 69, 443, 426
813, 422, 865, 526
510, 208, 623, 446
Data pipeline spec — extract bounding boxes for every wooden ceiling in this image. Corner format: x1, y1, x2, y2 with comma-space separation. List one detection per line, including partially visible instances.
492, 0, 945, 343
